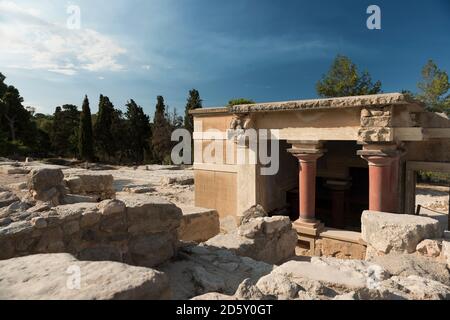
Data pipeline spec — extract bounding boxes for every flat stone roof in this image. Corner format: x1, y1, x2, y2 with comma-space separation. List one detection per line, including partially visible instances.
190, 93, 425, 115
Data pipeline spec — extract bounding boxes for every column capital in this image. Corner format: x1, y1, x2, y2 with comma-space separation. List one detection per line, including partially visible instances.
289, 152, 324, 163
287, 140, 326, 162
360, 155, 394, 167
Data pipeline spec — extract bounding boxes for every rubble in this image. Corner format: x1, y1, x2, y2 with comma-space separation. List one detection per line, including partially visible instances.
205, 216, 297, 264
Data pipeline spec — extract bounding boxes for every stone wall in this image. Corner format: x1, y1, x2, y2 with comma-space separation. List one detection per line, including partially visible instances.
0, 197, 182, 268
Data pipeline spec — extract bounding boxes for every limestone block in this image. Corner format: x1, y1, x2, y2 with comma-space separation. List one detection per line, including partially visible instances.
361, 211, 442, 254
178, 207, 220, 242
358, 127, 393, 142
119, 194, 182, 235
0, 191, 20, 208
97, 199, 126, 216
27, 168, 65, 202
315, 238, 366, 260
129, 232, 177, 267
0, 253, 171, 299
416, 239, 442, 257
442, 241, 450, 268
0, 165, 30, 175
64, 174, 115, 199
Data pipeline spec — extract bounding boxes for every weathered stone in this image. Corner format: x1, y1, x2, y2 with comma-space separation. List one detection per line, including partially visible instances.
361, 116, 391, 127
442, 241, 450, 268
205, 216, 297, 264
28, 168, 65, 203
416, 239, 442, 257
129, 232, 176, 267
239, 204, 267, 225
158, 244, 274, 299
178, 207, 220, 242
80, 210, 101, 228
97, 199, 126, 216
0, 191, 20, 208
0, 253, 171, 299
220, 215, 238, 234
160, 175, 194, 186
0, 221, 33, 236
0, 165, 30, 174
78, 245, 123, 262
3, 201, 31, 213
256, 273, 301, 299
368, 253, 450, 286
377, 275, 450, 300
315, 237, 366, 260
64, 174, 115, 199
358, 127, 392, 142
27, 202, 51, 213
119, 194, 182, 235
64, 176, 83, 194
122, 185, 155, 194
361, 211, 442, 254
63, 194, 98, 204
63, 220, 80, 235
234, 278, 266, 300
0, 238, 14, 259
53, 203, 98, 222
35, 227, 64, 253
31, 216, 47, 229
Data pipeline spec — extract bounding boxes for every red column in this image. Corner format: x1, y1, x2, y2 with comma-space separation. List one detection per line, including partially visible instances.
363, 156, 394, 212
295, 153, 323, 222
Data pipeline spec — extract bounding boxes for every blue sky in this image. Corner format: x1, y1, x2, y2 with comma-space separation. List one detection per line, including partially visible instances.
0, 0, 449, 116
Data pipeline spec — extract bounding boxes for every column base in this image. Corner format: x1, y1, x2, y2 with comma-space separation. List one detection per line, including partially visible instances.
293, 219, 324, 237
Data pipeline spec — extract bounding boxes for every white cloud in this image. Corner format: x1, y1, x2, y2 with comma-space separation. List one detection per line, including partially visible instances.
142, 65, 151, 70
0, 1, 126, 76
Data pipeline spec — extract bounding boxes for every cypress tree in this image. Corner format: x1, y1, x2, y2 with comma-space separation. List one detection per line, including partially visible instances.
78, 95, 94, 161
94, 95, 114, 161
184, 89, 202, 134
151, 96, 171, 163
125, 99, 151, 163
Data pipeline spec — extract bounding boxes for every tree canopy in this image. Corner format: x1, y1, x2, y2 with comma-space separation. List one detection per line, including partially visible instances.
316, 55, 382, 98
416, 60, 449, 114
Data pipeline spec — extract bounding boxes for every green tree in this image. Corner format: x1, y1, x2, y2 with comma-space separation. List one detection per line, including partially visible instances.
94, 95, 115, 161
416, 60, 450, 113
51, 104, 80, 157
110, 109, 130, 163
125, 99, 151, 163
316, 55, 382, 98
151, 96, 171, 163
78, 95, 94, 161
0, 85, 31, 142
227, 98, 255, 106
184, 89, 202, 134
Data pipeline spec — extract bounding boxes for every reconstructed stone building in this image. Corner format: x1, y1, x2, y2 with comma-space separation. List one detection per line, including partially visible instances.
190, 93, 450, 255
